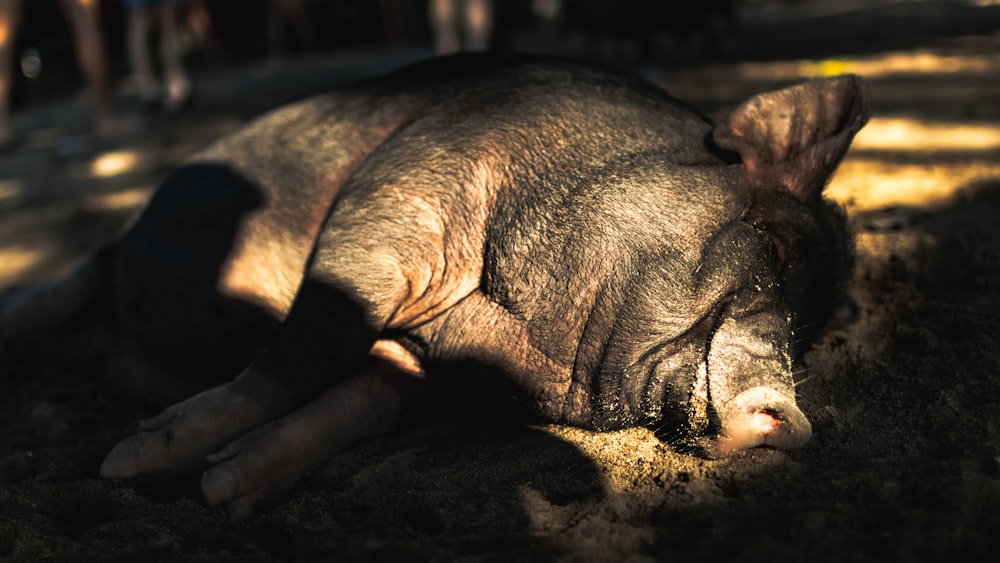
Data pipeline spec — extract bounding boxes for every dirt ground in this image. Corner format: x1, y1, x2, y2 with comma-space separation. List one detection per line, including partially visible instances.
2, 1, 1000, 561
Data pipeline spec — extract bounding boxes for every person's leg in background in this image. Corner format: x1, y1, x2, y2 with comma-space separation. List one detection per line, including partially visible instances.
156, 0, 190, 110
60, 0, 121, 138
429, 0, 493, 54
266, 0, 316, 57
0, 0, 23, 148
124, 1, 159, 109
429, 0, 459, 54
462, 0, 492, 52
185, 0, 222, 64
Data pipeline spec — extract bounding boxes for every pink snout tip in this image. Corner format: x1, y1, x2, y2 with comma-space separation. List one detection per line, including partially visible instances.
712, 386, 813, 457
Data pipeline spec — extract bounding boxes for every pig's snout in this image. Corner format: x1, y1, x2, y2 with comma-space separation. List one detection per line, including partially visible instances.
712, 386, 812, 457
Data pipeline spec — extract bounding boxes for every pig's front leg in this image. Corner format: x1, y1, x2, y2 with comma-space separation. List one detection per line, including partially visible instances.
200, 342, 424, 520
99, 374, 298, 478
101, 342, 423, 518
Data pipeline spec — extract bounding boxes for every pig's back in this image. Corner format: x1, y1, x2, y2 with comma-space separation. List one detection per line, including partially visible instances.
113, 53, 719, 374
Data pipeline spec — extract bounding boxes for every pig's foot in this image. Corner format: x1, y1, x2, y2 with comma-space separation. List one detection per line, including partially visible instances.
712, 386, 812, 457
199, 369, 414, 520
100, 378, 295, 478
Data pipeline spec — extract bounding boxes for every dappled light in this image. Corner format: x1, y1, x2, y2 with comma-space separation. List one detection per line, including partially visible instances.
852, 117, 1000, 152
739, 50, 1000, 80
80, 185, 151, 211
0, 181, 153, 286
90, 149, 141, 178
828, 158, 1000, 211
828, 115, 1000, 210
0, 245, 49, 286
0, 177, 23, 206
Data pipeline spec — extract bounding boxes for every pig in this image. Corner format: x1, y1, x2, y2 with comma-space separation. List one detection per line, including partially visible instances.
0, 53, 868, 519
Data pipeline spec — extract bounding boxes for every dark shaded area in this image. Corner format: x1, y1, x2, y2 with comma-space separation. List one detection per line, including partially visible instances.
114, 163, 272, 376
0, 386, 607, 561
729, 1, 1000, 61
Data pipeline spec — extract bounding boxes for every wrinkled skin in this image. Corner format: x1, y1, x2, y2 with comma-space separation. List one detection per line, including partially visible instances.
0, 54, 869, 519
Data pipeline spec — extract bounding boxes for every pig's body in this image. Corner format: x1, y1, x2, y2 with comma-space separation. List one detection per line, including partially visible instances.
0, 54, 868, 519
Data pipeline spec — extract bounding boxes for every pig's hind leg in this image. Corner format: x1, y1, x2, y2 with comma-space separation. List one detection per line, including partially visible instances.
110, 163, 287, 382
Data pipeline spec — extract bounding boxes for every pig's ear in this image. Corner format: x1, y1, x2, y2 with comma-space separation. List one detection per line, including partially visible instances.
711, 75, 870, 201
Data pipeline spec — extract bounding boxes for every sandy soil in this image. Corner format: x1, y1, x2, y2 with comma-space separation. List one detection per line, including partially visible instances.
2, 1, 1000, 561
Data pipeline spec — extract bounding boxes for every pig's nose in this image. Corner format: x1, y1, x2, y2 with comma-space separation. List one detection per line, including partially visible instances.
711, 386, 812, 457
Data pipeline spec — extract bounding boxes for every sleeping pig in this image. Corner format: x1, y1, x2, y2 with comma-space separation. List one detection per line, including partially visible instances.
0, 53, 869, 519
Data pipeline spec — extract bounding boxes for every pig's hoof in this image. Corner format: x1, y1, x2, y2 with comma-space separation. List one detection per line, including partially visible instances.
195, 372, 410, 519
198, 409, 344, 520
100, 383, 289, 478
712, 386, 812, 457
198, 421, 316, 521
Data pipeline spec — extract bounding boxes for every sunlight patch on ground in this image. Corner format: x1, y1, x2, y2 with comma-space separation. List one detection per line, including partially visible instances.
81, 186, 153, 211
90, 150, 143, 178
829, 115, 1000, 211
0, 178, 24, 206
0, 245, 50, 287
828, 159, 1000, 211
739, 50, 1000, 80
853, 117, 1000, 152
0, 187, 150, 287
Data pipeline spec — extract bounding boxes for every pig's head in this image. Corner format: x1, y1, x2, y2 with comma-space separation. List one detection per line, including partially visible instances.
590, 75, 869, 458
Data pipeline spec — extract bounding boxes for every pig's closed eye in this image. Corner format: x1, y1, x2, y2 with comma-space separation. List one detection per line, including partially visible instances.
704, 296, 733, 348
746, 220, 788, 267
763, 232, 787, 266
